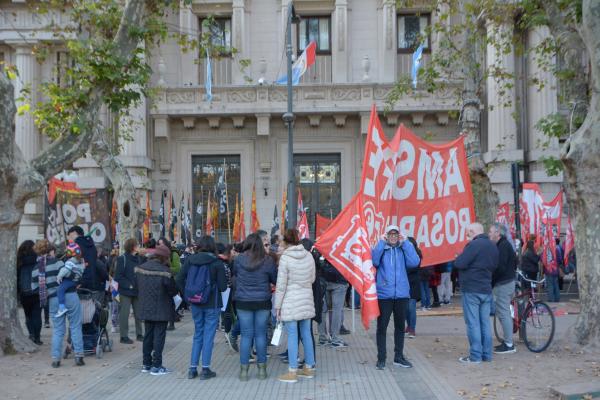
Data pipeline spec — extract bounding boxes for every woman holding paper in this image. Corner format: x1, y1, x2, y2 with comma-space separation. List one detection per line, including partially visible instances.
275, 228, 317, 383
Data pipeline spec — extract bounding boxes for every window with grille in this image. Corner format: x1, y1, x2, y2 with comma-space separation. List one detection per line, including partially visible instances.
200, 17, 232, 55
397, 13, 431, 53
192, 155, 240, 241
297, 16, 331, 54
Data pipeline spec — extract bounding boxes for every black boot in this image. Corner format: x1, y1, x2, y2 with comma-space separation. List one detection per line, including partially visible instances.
75, 357, 85, 366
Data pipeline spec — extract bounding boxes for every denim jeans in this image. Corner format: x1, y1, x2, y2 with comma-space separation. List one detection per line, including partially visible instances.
238, 308, 270, 365
190, 306, 220, 369
49, 293, 84, 360
420, 282, 431, 308
286, 319, 315, 370
57, 278, 77, 306
546, 275, 560, 302
462, 292, 493, 362
493, 281, 515, 345
406, 299, 417, 330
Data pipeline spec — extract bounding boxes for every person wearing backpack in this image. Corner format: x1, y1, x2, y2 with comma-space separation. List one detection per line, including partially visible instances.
17, 240, 43, 345
176, 236, 226, 380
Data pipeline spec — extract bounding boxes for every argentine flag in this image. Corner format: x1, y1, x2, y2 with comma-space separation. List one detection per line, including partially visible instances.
205, 48, 212, 102
276, 41, 317, 85
411, 43, 425, 89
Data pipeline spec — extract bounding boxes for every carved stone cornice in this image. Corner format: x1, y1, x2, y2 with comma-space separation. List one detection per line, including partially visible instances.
150, 82, 461, 117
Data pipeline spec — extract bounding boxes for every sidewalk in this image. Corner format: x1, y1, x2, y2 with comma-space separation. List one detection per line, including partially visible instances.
52, 311, 460, 400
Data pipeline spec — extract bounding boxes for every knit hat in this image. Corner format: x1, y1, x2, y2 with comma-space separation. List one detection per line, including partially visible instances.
66, 242, 82, 258
149, 244, 171, 258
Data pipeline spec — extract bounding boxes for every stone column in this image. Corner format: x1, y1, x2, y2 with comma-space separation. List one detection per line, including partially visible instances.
180, 4, 199, 86
13, 44, 40, 161
486, 21, 518, 152
332, 0, 348, 83
527, 26, 559, 153
231, 0, 248, 85
378, 0, 396, 83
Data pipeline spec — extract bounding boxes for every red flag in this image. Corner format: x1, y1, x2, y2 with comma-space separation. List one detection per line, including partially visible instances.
205, 191, 214, 237
281, 189, 287, 234
496, 202, 510, 224
239, 197, 247, 241
111, 198, 118, 241
251, 185, 260, 233
297, 190, 309, 239
540, 191, 563, 274
232, 195, 240, 242
298, 212, 309, 239
564, 215, 575, 266
314, 195, 379, 328
143, 192, 151, 243
315, 213, 333, 238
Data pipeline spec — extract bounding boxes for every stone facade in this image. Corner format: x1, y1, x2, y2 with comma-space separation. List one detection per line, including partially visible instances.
0, 0, 562, 244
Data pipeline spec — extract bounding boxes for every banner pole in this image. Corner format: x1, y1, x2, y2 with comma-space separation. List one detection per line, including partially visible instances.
224, 158, 231, 243
351, 286, 356, 333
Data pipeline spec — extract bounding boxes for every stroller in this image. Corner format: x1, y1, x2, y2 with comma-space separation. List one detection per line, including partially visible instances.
64, 288, 113, 359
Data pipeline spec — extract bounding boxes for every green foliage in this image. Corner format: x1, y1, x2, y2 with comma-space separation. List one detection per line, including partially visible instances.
388, 0, 589, 178
539, 156, 564, 176
17, 1, 239, 142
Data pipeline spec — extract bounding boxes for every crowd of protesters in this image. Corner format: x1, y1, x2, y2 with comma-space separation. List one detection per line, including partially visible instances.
16, 218, 576, 379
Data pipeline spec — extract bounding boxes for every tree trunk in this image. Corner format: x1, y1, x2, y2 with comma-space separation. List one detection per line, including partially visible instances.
0, 203, 36, 355
561, 0, 600, 348
0, 0, 149, 355
89, 134, 145, 248
461, 23, 498, 228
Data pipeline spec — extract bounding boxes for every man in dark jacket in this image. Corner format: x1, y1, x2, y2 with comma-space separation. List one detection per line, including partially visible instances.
455, 222, 499, 364
135, 244, 179, 376
489, 223, 517, 354
176, 236, 226, 380
67, 226, 107, 299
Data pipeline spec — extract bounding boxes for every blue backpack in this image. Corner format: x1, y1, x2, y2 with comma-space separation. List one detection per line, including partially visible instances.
184, 263, 213, 305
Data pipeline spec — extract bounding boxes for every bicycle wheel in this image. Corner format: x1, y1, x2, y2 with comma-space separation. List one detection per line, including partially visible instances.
521, 301, 555, 353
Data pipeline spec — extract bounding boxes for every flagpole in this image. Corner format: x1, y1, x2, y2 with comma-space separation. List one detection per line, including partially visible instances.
284, 2, 298, 229
351, 286, 356, 333
224, 158, 231, 243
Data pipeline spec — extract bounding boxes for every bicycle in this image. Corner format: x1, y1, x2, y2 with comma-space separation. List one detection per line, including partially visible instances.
493, 270, 555, 353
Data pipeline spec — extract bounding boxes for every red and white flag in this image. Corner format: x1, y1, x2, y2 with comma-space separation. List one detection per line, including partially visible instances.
564, 215, 575, 266
297, 190, 309, 239
275, 41, 316, 85
316, 105, 475, 328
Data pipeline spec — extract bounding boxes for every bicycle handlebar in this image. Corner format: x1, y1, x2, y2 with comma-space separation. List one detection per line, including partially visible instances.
516, 269, 545, 285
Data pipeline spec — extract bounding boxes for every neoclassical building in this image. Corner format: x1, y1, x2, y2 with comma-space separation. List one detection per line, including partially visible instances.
0, 0, 562, 243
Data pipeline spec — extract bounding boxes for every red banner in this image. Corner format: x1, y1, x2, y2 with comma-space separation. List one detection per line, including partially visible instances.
315, 213, 333, 238
564, 215, 574, 266
315, 105, 475, 327
540, 191, 563, 274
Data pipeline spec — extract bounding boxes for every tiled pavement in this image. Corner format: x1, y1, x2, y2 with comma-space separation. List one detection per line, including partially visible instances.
55, 311, 460, 400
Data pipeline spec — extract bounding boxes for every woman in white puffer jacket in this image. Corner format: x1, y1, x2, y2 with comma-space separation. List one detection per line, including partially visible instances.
274, 228, 316, 383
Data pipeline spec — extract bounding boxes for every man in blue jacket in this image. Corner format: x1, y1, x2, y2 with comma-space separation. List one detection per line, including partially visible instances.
454, 222, 499, 364
372, 225, 421, 370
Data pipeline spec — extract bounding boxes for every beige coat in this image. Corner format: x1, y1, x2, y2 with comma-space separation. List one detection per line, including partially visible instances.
274, 244, 316, 322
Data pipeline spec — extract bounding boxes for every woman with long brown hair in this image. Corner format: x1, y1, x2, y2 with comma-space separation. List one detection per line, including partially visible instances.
17, 240, 43, 345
